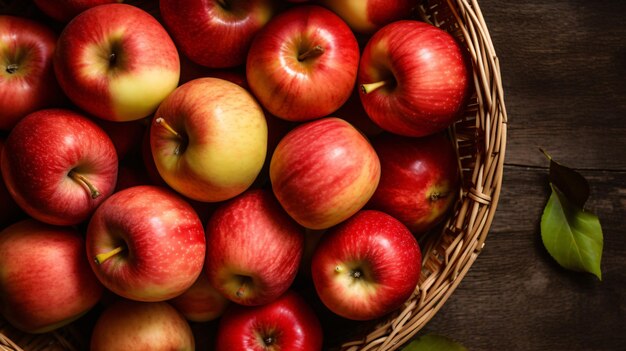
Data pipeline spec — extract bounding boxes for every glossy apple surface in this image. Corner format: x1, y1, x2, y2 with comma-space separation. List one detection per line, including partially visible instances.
0, 138, 24, 227
33, 0, 123, 22
0, 15, 63, 130
319, 0, 414, 33
161, 0, 275, 68
216, 291, 323, 351
358, 20, 470, 137
150, 77, 267, 202
54, 4, 180, 122
87, 185, 205, 302
0, 220, 103, 333
90, 299, 194, 351
311, 210, 422, 321
368, 132, 460, 234
1, 108, 118, 226
205, 189, 304, 306
270, 117, 380, 229
247, 5, 359, 121
169, 267, 230, 322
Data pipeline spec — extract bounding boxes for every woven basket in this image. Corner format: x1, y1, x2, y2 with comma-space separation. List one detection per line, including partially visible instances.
0, 0, 507, 350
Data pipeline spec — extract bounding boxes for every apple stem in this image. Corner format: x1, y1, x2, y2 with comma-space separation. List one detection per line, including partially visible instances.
94, 246, 125, 265
360, 80, 389, 94
155, 118, 182, 140
298, 45, 325, 61
264, 336, 275, 346
6, 64, 18, 74
235, 283, 246, 298
68, 170, 101, 199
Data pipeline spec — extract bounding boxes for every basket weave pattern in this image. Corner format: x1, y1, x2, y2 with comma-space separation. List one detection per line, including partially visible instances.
0, 0, 507, 350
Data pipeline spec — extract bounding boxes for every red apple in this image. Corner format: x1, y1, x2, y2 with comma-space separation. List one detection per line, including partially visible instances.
367, 132, 460, 234
90, 299, 195, 351
246, 5, 359, 121
161, 0, 275, 68
54, 4, 180, 122
270, 117, 380, 229
0, 219, 103, 333
0, 15, 64, 130
1, 108, 118, 226
319, 0, 414, 34
358, 20, 471, 137
169, 266, 230, 322
150, 78, 267, 202
0, 138, 24, 227
216, 290, 323, 351
33, 0, 124, 22
86, 185, 205, 302
205, 189, 304, 306
311, 210, 422, 320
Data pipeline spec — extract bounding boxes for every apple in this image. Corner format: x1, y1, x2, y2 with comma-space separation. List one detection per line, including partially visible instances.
367, 132, 460, 234
270, 117, 380, 229
169, 266, 230, 322
319, 0, 414, 34
0, 219, 103, 333
0, 138, 24, 227
205, 189, 304, 306
246, 5, 360, 121
311, 210, 422, 321
150, 77, 267, 203
90, 299, 194, 351
0, 15, 64, 130
358, 20, 471, 137
160, 0, 275, 68
33, 0, 124, 22
86, 185, 206, 302
216, 290, 323, 351
54, 3, 180, 122
1, 108, 118, 226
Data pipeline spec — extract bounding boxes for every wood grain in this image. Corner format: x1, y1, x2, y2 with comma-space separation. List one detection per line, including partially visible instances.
418, 1, 626, 349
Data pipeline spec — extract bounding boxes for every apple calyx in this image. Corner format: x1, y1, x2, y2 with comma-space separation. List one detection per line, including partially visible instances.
360, 80, 390, 94
94, 246, 125, 265
430, 191, 449, 202
68, 169, 101, 199
5, 64, 19, 74
263, 336, 275, 347
298, 45, 325, 62
154, 117, 187, 155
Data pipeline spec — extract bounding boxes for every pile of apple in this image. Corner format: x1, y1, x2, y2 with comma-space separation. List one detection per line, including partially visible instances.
0, 0, 471, 350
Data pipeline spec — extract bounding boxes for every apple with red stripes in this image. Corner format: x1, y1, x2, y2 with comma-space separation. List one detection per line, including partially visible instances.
319, 0, 414, 34
53, 4, 180, 122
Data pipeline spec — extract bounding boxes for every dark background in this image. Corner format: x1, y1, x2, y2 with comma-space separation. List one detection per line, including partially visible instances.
420, 1, 626, 350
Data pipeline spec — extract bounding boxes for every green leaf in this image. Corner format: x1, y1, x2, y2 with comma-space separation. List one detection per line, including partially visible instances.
402, 334, 467, 351
540, 148, 590, 208
541, 184, 603, 280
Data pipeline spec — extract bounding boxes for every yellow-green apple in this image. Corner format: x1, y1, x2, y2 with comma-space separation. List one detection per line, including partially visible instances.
169, 267, 230, 322
86, 185, 206, 302
33, 0, 124, 22
367, 132, 460, 234
150, 77, 267, 202
358, 20, 471, 137
53, 3, 180, 122
319, 0, 414, 34
90, 299, 194, 351
0, 138, 24, 227
246, 5, 359, 121
311, 210, 422, 320
270, 117, 380, 229
1, 109, 118, 226
160, 0, 275, 68
205, 189, 304, 306
0, 15, 64, 130
216, 290, 323, 351
0, 219, 103, 333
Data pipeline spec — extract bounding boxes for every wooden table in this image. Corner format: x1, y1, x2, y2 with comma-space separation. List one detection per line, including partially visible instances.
422, 1, 626, 349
